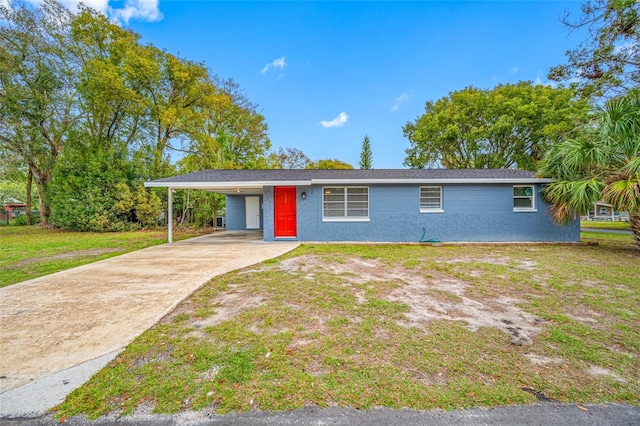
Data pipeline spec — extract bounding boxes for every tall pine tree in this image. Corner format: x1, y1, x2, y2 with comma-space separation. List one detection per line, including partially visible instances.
359, 135, 373, 169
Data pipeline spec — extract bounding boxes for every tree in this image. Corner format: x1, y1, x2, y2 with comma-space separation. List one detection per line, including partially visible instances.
273, 147, 310, 169
359, 135, 373, 169
306, 159, 354, 169
549, 0, 640, 101
403, 82, 590, 170
196, 78, 271, 169
132, 46, 217, 178
71, 7, 147, 152
0, 0, 77, 224
43, 5, 161, 231
539, 95, 640, 248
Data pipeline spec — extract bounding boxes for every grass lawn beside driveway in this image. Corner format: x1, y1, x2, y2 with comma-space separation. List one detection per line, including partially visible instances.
580, 220, 631, 231
56, 232, 639, 419
0, 226, 204, 287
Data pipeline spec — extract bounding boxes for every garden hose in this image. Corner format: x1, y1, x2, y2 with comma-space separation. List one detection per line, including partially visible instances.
420, 226, 442, 243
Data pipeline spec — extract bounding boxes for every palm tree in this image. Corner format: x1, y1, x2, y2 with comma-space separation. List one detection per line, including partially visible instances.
539, 95, 640, 249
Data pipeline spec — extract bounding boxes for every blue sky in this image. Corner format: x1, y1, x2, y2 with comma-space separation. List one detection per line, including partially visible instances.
54, 1, 587, 168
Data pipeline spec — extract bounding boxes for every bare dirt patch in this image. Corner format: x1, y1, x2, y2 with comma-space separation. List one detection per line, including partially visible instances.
565, 311, 601, 325
192, 285, 265, 329
588, 366, 628, 383
444, 256, 538, 271
525, 353, 564, 365
276, 254, 542, 345
304, 357, 330, 377
11, 248, 123, 268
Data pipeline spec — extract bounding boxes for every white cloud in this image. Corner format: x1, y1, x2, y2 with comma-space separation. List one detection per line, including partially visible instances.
24, 0, 110, 13
391, 92, 412, 112
261, 56, 286, 75
320, 112, 349, 128
23, 0, 161, 23
110, 0, 162, 24
509, 66, 519, 75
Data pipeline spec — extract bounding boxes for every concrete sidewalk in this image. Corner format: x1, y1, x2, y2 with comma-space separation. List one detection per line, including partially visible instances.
0, 231, 299, 418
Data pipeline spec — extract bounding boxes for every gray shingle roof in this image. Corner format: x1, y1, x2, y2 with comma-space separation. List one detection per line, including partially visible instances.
146, 168, 546, 186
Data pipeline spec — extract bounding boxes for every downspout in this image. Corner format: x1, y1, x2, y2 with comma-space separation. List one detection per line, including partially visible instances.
168, 187, 173, 244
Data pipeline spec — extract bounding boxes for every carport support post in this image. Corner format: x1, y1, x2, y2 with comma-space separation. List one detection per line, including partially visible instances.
168, 187, 173, 244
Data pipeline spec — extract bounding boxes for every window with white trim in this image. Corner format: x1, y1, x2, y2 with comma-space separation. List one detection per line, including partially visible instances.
420, 186, 443, 213
513, 185, 536, 211
323, 187, 369, 221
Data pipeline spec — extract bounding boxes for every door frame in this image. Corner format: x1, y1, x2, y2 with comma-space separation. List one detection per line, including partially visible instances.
274, 186, 297, 238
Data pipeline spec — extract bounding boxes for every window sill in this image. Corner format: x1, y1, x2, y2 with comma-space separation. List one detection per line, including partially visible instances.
513, 208, 537, 213
322, 217, 371, 222
420, 209, 444, 214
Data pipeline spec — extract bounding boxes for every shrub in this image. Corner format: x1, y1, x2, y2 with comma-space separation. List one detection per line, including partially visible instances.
9, 215, 28, 226
49, 145, 161, 232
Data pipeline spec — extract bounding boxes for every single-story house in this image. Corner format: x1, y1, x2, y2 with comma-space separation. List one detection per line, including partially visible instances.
584, 201, 630, 222
144, 169, 579, 243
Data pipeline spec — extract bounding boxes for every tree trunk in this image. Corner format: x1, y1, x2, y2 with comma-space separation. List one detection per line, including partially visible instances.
153, 147, 164, 180
153, 134, 169, 179
179, 190, 190, 227
630, 213, 640, 250
26, 169, 33, 225
31, 167, 51, 226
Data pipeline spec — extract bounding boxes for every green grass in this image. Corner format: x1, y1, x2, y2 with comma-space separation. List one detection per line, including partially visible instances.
580, 220, 631, 230
55, 232, 640, 419
0, 226, 203, 287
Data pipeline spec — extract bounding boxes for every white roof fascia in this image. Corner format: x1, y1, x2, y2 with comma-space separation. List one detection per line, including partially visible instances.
144, 180, 312, 189
310, 178, 555, 185
144, 177, 555, 188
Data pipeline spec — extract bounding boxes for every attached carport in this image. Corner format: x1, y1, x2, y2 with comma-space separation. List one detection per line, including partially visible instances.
144, 181, 265, 244
144, 170, 310, 243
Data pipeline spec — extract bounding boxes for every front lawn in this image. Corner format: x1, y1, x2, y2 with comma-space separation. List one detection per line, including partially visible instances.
0, 226, 204, 287
56, 233, 639, 419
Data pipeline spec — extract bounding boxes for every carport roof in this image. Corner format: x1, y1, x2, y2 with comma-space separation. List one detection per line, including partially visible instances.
144, 169, 552, 192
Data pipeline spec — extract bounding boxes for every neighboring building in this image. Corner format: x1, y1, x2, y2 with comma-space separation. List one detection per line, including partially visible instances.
0, 198, 27, 223
145, 169, 579, 243
584, 201, 630, 222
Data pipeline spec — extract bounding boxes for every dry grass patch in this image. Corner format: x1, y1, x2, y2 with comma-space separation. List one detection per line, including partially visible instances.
56, 233, 639, 419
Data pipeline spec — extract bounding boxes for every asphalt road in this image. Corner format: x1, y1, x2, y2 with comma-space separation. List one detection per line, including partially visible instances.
1, 404, 639, 425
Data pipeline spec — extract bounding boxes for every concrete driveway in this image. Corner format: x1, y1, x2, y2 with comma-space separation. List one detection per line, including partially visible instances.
0, 231, 299, 417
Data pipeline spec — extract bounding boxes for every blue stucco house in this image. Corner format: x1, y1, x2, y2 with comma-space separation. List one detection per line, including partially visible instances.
145, 169, 579, 243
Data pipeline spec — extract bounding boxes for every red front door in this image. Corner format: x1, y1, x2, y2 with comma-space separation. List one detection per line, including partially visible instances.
274, 186, 297, 237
